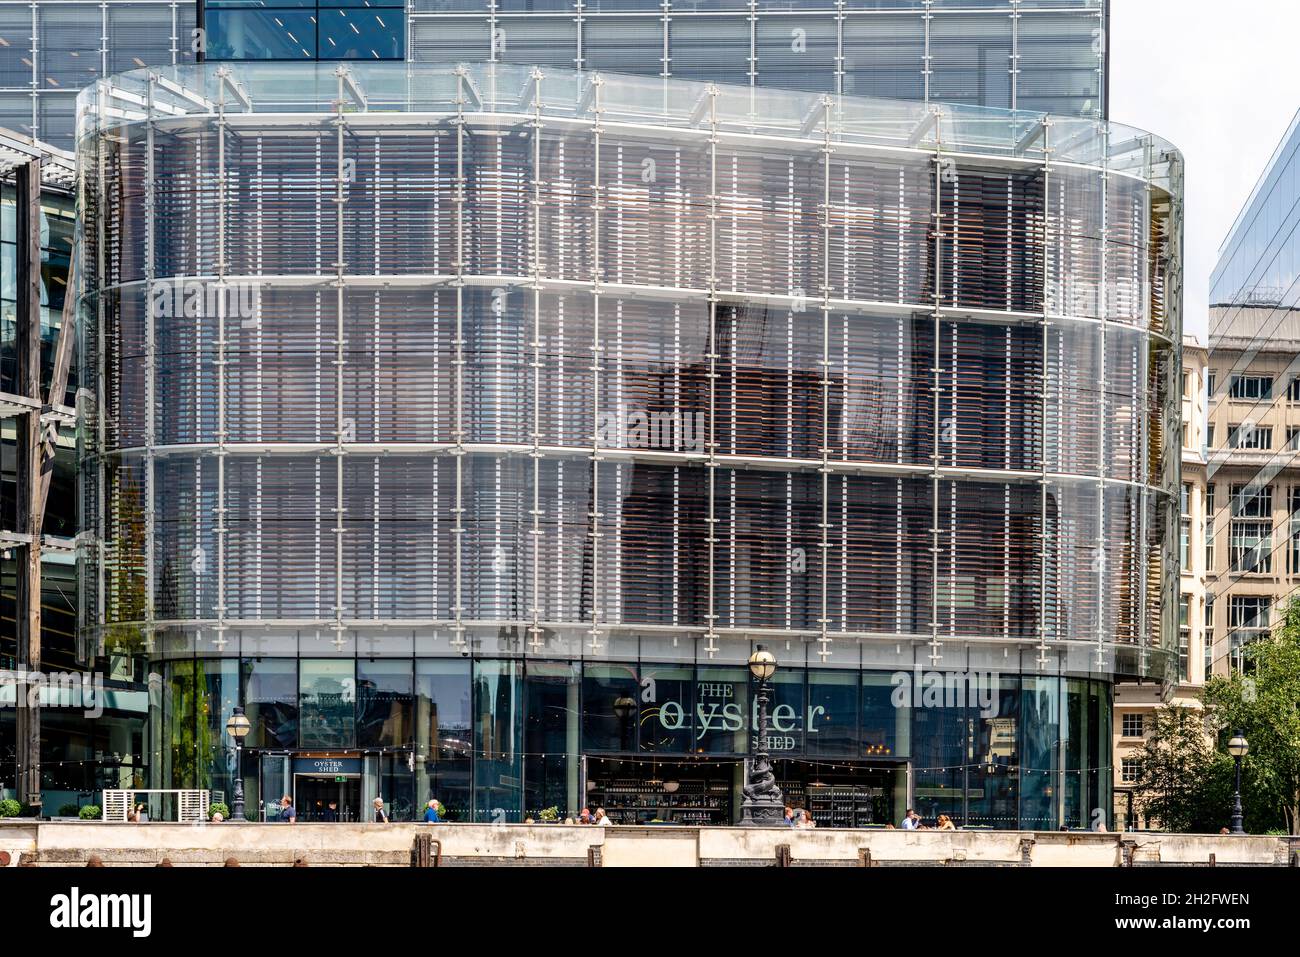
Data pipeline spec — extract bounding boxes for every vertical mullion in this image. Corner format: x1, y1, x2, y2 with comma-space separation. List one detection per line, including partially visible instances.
332, 70, 348, 647
144, 75, 157, 649
704, 84, 719, 659
528, 69, 545, 652
213, 71, 230, 650
452, 67, 468, 652
588, 74, 605, 654
818, 93, 832, 661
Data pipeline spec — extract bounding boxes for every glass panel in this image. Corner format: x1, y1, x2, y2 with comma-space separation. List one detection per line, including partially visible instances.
523, 661, 580, 818
473, 659, 522, 821
357, 658, 413, 748
806, 669, 858, 756
638, 663, 693, 753
581, 662, 641, 752
207, 10, 318, 60
694, 666, 749, 754
1019, 675, 1060, 829
415, 659, 473, 821
318, 9, 404, 60
299, 658, 356, 749
241, 657, 298, 749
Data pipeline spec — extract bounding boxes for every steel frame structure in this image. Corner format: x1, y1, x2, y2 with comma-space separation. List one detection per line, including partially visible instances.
0, 129, 76, 808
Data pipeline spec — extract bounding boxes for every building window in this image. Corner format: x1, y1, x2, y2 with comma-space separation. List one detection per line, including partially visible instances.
1206, 370, 1217, 398
1290, 377, 1300, 402
1229, 483, 1273, 573
206, 1, 406, 61
1182, 371, 1189, 399
1121, 713, 1145, 738
1228, 595, 1271, 672
1178, 597, 1190, 682
1207, 422, 1215, 448
1180, 483, 1192, 569
1205, 483, 1216, 571
1228, 423, 1271, 449
1121, 758, 1139, 784
1289, 426, 1300, 450
1291, 486, 1300, 574
1229, 374, 1273, 400
1204, 596, 1215, 677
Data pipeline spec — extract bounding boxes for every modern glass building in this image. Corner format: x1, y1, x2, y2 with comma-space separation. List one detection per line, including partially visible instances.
0, 1, 198, 148
1204, 108, 1300, 673
77, 60, 1181, 827
0, 0, 1108, 151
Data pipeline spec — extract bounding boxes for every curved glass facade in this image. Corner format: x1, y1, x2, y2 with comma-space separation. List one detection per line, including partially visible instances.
77, 62, 1181, 826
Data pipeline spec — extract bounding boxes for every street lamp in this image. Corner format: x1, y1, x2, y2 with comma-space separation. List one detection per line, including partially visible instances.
741, 645, 784, 826
1228, 730, 1248, 835
225, 707, 251, 822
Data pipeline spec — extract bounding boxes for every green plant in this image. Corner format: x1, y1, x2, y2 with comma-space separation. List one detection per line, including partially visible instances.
209, 802, 230, 821
0, 799, 21, 818
1204, 596, 1300, 834
79, 804, 101, 820
538, 805, 560, 823
58, 803, 80, 817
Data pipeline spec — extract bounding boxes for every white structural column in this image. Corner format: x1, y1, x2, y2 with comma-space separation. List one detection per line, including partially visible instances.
817, 93, 833, 662
928, 107, 945, 668
1096, 127, 1110, 670
587, 74, 606, 654
451, 67, 469, 652
528, 68, 545, 653
1037, 117, 1055, 670
703, 84, 720, 660
332, 67, 349, 647
213, 68, 231, 651
144, 73, 157, 649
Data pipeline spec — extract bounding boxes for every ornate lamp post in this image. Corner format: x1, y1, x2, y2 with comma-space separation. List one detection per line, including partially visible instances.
1227, 730, 1249, 835
225, 706, 251, 822
741, 645, 784, 826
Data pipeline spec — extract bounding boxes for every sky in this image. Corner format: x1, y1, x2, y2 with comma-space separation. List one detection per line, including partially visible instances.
1110, 0, 1300, 343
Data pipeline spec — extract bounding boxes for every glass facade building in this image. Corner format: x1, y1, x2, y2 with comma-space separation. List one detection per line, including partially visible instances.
1204, 109, 1300, 670
0, 0, 1108, 151
76, 61, 1181, 827
0, 1, 198, 148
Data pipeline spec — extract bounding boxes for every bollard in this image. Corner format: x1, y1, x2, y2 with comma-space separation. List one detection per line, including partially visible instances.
775, 844, 792, 867
587, 845, 602, 867
411, 832, 442, 867
858, 847, 874, 867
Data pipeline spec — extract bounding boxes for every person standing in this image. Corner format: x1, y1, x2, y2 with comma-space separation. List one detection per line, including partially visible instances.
279, 795, 297, 824
372, 797, 389, 823
422, 799, 443, 823
321, 800, 339, 822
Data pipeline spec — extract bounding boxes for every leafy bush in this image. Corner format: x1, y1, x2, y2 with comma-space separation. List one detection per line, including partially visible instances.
79, 804, 101, 820
209, 802, 230, 821
538, 806, 560, 823
0, 799, 21, 818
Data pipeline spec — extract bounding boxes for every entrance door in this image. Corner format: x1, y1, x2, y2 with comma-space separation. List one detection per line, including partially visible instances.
294, 775, 362, 822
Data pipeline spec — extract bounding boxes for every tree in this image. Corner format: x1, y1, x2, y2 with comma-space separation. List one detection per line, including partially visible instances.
1203, 597, 1300, 835
1132, 704, 1231, 832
